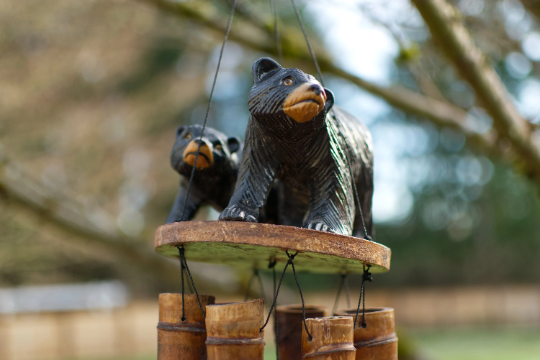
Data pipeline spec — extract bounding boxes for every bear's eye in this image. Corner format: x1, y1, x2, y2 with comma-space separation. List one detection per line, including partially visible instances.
215, 144, 222, 152
184, 132, 192, 141
283, 77, 294, 86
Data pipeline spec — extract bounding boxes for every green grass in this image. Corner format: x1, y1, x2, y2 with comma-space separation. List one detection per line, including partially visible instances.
410, 326, 540, 360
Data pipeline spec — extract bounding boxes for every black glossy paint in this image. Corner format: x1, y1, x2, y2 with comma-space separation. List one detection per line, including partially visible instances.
219, 58, 374, 238
166, 125, 241, 223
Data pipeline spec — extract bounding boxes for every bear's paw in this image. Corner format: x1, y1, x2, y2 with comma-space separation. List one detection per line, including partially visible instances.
219, 204, 258, 222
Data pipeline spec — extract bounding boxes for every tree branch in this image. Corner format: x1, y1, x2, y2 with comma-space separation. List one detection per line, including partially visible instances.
0, 152, 180, 287
520, 0, 540, 19
136, 0, 499, 157
412, 0, 540, 182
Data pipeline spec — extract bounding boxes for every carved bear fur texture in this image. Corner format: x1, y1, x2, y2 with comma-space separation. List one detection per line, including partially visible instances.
166, 125, 241, 223
218, 58, 374, 238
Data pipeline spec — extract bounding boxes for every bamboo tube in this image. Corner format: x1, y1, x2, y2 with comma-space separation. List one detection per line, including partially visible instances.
158, 293, 215, 360
205, 299, 265, 360
301, 316, 356, 360
335, 308, 398, 360
276, 305, 328, 360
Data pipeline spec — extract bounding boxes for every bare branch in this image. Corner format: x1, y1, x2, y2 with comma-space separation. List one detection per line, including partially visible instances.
520, 0, 540, 19
0, 151, 179, 286
412, 0, 540, 182
135, 0, 499, 157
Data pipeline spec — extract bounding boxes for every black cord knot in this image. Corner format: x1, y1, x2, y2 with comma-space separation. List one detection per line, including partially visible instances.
362, 268, 372, 282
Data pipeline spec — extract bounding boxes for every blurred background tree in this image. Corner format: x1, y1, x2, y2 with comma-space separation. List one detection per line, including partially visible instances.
1, 0, 539, 297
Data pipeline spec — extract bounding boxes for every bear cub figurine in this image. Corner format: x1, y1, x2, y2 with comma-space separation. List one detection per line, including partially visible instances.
166, 125, 241, 223
219, 58, 373, 238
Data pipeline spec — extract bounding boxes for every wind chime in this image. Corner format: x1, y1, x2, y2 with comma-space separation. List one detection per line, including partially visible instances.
154, 0, 397, 359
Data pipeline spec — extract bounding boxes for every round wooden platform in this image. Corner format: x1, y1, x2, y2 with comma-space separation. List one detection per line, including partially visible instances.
154, 221, 391, 274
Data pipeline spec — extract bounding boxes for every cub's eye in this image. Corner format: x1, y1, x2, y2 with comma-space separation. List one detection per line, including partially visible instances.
215, 144, 222, 152
184, 132, 192, 141
283, 77, 293, 86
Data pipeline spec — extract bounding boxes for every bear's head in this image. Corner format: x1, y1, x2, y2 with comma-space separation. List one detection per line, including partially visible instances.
171, 125, 241, 177
248, 58, 334, 127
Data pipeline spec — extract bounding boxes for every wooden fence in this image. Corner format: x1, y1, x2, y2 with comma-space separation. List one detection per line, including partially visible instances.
1, 285, 540, 360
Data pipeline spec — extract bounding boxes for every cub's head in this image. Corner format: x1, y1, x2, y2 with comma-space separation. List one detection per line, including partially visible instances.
171, 125, 241, 177
248, 58, 334, 124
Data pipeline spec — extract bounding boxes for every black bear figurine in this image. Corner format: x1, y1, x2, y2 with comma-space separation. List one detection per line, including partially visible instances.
219, 58, 373, 238
166, 125, 241, 223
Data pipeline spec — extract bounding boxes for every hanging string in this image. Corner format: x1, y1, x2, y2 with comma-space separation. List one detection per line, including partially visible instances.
346, 159, 372, 240
353, 265, 372, 329
179, 0, 238, 221
270, 0, 283, 63
289, 0, 370, 240
290, 0, 325, 86
268, 259, 279, 360
260, 257, 292, 333
287, 251, 313, 340
332, 274, 347, 315
244, 269, 267, 302
344, 273, 351, 308
179, 247, 186, 322
177, 246, 206, 318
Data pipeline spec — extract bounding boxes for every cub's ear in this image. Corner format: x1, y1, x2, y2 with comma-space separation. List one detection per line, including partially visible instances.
252, 58, 282, 84
324, 88, 335, 112
227, 137, 241, 154
175, 126, 186, 138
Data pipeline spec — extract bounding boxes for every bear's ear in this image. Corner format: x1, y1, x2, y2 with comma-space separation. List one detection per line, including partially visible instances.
252, 58, 282, 84
227, 137, 241, 154
175, 126, 186, 138
324, 88, 335, 112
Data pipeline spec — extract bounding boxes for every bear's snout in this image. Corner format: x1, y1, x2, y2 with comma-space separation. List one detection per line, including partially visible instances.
183, 139, 214, 169
283, 82, 327, 123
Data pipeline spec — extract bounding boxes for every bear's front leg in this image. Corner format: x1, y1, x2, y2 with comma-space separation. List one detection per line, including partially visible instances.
166, 185, 203, 223
303, 165, 355, 236
219, 121, 277, 223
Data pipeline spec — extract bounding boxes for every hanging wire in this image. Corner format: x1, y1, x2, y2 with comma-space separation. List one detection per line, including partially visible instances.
289, 0, 371, 240
287, 251, 313, 340
179, 0, 238, 221
344, 274, 351, 308
270, 0, 283, 63
260, 258, 292, 333
179, 247, 186, 322
290, 0, 325, 86
353, 265, 372, 329
268, 259, 279, 360
177, 246, 206, 318
332, 274, 347, 315
244, 269, 267, 302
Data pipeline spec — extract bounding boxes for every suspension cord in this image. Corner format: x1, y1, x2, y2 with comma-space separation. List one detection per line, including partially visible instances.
270, 0, 283, 63
289, 0, 370, 240
260, 257, 292, 333
177, 246, 206, 318
290, 0, 324, 86
179, 247, 186, 322
179, 0, 238, 221
353, 265, 372, 329
346, 158, 371, 240
268, 259, 279, 360
287, 251, 313, 340
332, 274, 347, 315
244, 269, 267, 302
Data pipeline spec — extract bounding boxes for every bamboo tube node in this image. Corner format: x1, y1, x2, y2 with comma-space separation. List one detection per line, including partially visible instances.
158, 293, 215, 360
335, 308, 397, 360
205, 299, 265, 360
302, 316, 356, 360
276, 304, 328, 360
